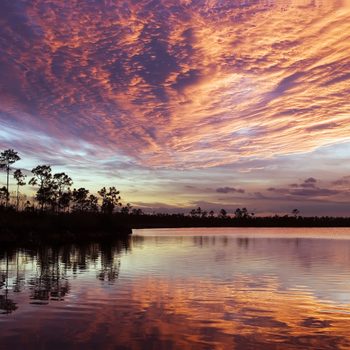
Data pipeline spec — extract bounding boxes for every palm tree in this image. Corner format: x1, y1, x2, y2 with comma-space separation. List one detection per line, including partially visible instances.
13, 169, 26, 211
0, 149, 21, 207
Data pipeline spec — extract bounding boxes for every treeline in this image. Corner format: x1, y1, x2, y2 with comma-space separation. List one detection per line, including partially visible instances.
0, 149, 131, 214
0, 149, 269, 219
1, 149, 350, 232
120, 212, 350, 228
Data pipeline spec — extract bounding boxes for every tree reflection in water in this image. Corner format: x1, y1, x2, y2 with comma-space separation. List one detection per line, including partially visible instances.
0, 252, 17, 314
0, 238, 131, 311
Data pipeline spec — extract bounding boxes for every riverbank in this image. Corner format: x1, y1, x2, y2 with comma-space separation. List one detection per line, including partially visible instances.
1, 210, 350, 244
0, 211, 132, 244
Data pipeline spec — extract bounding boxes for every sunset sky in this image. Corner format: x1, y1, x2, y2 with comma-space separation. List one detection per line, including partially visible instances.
1, 0, 350, 215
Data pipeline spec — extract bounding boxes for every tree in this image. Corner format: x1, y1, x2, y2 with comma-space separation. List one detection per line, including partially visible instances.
219, 208, 227, 218
131, 208, 143, 216
234, 208, 242, 218
13, 169, 26, 211
24, 200, 34, 212
189, 207, 203, 218
241, 207, 249, 218
98, 187, 122, 214
58, 190, 72, 212
72, 188, 90, 212
29, 165, 53, 210
209, 210, 215, 217
189, 208, 197, 217
86, 194, 99, 213
292, 209, 300, 217
0, 149, 20, 206
52, 172, 72, 212
0, 186, 8, 206
121, 203, 132, 214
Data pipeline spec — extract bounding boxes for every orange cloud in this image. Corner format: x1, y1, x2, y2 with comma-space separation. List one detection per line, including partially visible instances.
1, 1, 350, 169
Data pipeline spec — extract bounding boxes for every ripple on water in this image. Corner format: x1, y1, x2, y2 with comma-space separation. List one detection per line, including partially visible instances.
1, 229, 350, 349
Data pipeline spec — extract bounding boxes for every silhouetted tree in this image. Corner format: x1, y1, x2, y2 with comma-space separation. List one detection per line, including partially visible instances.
59, 190, 72, 212
98, 187, 122, 214
0, 149, 20, 206
234, 208, 242, 218
189, 209, 197, 217
0, 186, 8, 206
53, 172, 72, 212
234, 208, 251, 218
219, 208, 227, 218
72, 188, 90, 212
209, 210, 215, 217
29, 165, 53, 210
24, 200, 34, 212
121, 203, 132, 214
132, 208, 144, 216
86, 194, 99, 212
292, 209, 300, 217
190, 207, 203, 217
13, 169, 26, 211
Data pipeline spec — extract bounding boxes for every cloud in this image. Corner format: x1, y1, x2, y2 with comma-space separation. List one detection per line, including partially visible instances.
216, 187, 245, 194
0, 1, 350, 169
265, 176, 344, 200
290, 188, 339, 197
304, 177, 317, 183
306, 122, 339, 132
332, 176, 350, 186
1, 1, 350, 216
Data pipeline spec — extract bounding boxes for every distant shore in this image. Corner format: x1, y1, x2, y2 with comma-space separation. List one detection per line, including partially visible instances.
1, 210, 350, 244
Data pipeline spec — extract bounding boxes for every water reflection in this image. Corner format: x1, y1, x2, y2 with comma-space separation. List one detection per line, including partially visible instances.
0, 230, 350, 349
0, 252, 18, 314
0, 239, 130, 312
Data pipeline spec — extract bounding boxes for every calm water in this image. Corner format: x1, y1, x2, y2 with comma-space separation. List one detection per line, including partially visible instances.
1, 228, 350, 349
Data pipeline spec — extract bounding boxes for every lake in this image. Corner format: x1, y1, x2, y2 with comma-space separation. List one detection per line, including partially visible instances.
1, 228, 350, 349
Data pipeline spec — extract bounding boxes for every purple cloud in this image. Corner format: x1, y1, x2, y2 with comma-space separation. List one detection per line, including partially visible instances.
216, 187, 245, 194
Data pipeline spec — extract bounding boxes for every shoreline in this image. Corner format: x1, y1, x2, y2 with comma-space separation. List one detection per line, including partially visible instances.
2, 210, 350, 244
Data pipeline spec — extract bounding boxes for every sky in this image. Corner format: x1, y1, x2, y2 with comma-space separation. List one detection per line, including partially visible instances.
0, 0, 350, 215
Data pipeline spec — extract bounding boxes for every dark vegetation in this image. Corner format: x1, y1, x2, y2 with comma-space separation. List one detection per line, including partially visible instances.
111, 210, 350, 228
0, 148, 350, 244
0, 210, 132, 244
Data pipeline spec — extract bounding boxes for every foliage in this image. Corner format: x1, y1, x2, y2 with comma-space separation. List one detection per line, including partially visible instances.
98, 187, 122, 214
29, 165, 54, 210
13, 169, 26, 210
0, 186, 9, 206
0, 149, 21, 205
219, 208, 227, 218
234, 207, 250, 218
121, 203, 132, 214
